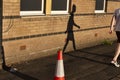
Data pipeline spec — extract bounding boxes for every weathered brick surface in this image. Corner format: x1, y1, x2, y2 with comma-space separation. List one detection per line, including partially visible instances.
1, 0, 120, 64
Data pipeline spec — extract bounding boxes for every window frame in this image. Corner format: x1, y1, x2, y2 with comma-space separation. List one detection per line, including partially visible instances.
95, 0, 106, 13
51, 0, 70, 14
20, 0, 44, 16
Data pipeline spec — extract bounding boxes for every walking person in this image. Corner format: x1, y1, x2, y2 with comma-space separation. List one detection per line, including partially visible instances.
110, 8, 120, 67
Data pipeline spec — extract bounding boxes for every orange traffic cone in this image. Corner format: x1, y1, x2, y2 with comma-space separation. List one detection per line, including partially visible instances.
54, 50, 65, 80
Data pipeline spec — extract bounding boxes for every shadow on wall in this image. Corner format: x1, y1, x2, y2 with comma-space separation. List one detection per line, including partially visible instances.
63, 4, 80, 53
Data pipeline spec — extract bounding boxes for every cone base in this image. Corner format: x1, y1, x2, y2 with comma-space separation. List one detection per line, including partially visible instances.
54, 77, 65, 80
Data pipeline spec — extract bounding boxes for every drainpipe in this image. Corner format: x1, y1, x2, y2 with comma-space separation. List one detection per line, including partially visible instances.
0, 0, 16, 71
0, 0, 6, 70
0, 0, 3, 69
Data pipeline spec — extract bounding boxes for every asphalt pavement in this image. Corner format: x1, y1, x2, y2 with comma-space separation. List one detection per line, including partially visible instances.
0, 42, 120, 80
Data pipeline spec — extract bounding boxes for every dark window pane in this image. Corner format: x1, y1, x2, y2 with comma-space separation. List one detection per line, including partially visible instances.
95, 0, 104, 10
52, 0, 67, 10
21, 0, 42, 11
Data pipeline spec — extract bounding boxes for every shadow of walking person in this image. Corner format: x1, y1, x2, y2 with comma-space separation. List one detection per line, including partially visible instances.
63, 4, 80, 53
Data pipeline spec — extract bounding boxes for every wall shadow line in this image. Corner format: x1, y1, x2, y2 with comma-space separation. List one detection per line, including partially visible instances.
78, 50, 114, 58
64, 51, 112, 65
5, 69, 39, 80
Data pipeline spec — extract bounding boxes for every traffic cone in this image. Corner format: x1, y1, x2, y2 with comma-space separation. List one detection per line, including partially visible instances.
54, 50, 65, 80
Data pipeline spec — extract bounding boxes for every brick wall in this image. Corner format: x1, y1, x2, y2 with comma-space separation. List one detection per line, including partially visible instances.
1, 0, 120, 65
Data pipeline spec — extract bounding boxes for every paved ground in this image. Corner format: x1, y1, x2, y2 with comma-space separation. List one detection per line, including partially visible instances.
1, 43, 120, 80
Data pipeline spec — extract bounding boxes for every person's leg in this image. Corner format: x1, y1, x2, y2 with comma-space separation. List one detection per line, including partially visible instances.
111, 43, 120, 67
72, 39, 76, 51
112, 43, 120, 61
63, 40, 69, 53
111, 31, 120, 67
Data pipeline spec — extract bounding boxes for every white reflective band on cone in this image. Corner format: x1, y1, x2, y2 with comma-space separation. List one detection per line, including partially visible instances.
55, 60, 64, 77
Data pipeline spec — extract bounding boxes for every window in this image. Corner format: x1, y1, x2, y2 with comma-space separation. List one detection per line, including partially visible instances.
95, 0, 106, 13
20, 0, 70, 16
20, 0, 44, 16
51, 0, 70, 14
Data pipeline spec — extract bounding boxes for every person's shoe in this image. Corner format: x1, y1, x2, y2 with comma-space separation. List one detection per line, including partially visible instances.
111, 61, 120, 67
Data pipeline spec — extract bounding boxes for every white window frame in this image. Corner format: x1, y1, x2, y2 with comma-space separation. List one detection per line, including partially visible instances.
51, 0, 69, 14
95, 0, 106, 13
20, 0, 44, 16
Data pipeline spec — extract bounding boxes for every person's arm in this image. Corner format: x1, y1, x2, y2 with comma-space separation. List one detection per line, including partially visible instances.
74, 23, 80, 29
73, 20, 80, 29
109, 16, 116, 34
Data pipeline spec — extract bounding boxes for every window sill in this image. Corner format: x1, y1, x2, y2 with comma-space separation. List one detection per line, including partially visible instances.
20, 14, 70, 18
